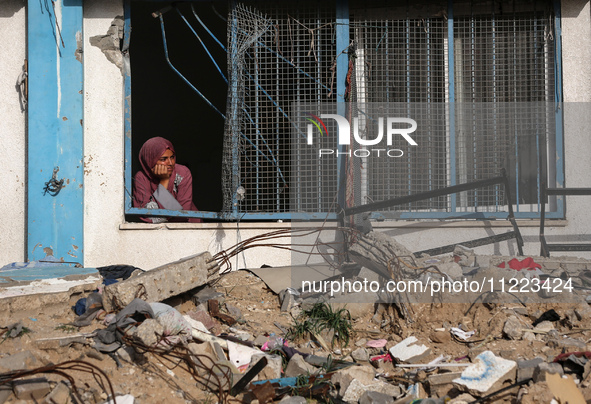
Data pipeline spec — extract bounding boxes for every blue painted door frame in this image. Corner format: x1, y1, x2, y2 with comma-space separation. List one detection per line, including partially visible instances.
27, 0, 84, 264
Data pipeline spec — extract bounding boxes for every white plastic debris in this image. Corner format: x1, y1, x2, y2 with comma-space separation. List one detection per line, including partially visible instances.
451, 327, 476, 340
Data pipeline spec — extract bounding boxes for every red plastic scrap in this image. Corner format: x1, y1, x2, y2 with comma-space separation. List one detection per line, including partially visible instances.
497, 257, 542, 271
370, 353, 393, 362
553, 351, 591, 363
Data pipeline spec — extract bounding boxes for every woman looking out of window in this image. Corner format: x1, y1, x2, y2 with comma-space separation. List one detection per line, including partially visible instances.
132, 136, 201, 223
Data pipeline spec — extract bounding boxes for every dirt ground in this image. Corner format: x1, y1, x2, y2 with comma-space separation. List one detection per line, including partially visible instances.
2, 268, 591, 403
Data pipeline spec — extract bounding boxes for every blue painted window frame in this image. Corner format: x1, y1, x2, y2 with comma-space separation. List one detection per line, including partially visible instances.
123, 0, 565, 222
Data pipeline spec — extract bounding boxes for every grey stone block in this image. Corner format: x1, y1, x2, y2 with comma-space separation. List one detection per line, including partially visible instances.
532, 362, 564, 383
14, 378, 51, 401
103, 252, 219, 311
284, 354, 316, 377
0, 351, 38, 372
359, 390, 396, 404
279, 396, 307, 404
517, 358, 544, 382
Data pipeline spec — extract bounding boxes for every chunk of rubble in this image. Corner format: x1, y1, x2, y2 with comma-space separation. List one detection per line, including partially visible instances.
503, 315, 528, 340
453, 351, 516, 394
359, 390, 395, 404
102, 252, 219, 312
331, 365, 376, 397
341, 379, 401, 403
532, 362, 564, 382
284, 354, 317, 377
388, 336, 431, 363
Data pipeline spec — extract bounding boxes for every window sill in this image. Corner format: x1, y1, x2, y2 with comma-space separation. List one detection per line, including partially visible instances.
120, 219, 567, 230
120, 222, 295, 230
372, 219, 568, 229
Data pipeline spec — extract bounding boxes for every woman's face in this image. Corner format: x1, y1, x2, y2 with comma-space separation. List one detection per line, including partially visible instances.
156, 148, 176, 174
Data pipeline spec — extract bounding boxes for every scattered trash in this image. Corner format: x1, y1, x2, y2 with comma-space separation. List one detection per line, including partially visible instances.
532, 308, 561, 326
450, 327, 476, 341
366, 338, 388, 348
4, 247, 591, 403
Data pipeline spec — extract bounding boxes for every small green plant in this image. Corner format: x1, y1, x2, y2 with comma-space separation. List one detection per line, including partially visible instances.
1, 322, 32, 343
55, 324, 77, 333
286, 301, 353, 348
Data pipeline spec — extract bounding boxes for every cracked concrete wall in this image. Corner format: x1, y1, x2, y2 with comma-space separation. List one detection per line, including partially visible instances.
0, 1, 26, 265
89, 15, 125, 74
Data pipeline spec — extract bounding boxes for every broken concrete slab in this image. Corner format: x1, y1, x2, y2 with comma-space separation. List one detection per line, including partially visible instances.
103, 252, 219, 311
453, 351, 516, 394
389, 337, 431, 363
132, 318, 164, 347
284, 354, 317, 377
503, 315, 527, 340
42, 382, 71, 404
359, 390, 396, 404
517, 357, 545, 382
13, 377, 51, 401
342, 379, 401, 403
349, 231, 415, 279
0, 351, 38, 372
251, 354, 282, 381
352, 347, 370, 362
532, 362, 564, 383
331, 365, 376, 397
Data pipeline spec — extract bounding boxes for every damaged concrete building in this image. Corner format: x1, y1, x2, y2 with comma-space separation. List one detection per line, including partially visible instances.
2, 0, 591, 269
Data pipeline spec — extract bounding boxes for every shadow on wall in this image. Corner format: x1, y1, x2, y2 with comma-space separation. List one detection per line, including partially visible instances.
561, 0, 589, 18
0, 0, 24, 18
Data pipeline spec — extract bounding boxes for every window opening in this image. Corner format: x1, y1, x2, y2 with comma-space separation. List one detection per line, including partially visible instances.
124, 0, 563, 222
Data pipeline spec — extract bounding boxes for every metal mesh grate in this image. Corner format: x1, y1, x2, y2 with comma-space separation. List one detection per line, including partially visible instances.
346, 0, 555, 215
351, 1, 450, 212
226, 1, 337, 214
454, 2, 555, 212
223, 0, 557, 217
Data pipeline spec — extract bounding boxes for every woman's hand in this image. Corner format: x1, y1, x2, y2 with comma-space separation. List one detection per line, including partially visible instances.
151, 163, 171, 179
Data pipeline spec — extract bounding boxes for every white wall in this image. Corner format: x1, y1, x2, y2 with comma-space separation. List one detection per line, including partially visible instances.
0, 1, 26, 265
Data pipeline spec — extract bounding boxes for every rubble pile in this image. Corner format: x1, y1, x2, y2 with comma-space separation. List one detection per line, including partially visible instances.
2, 241, 591, 403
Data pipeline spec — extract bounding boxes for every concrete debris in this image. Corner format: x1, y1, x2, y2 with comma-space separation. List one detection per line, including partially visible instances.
13, 378, 51, 401
284, 354, 317, 377
503, 315, 527, 340
0, 351, 38, 372
532, 362, 565, 383
5, 250, 591, 403
359, 390, 396, 404
102, 252, 219, 312
389, 336, 431, 363
351, 347, 370, 362
341, 379, 402, 403
453, 351, 516, 394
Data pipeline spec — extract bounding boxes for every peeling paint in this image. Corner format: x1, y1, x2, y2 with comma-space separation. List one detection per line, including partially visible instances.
62, 116, 68, 121
43, 247, 54, 256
